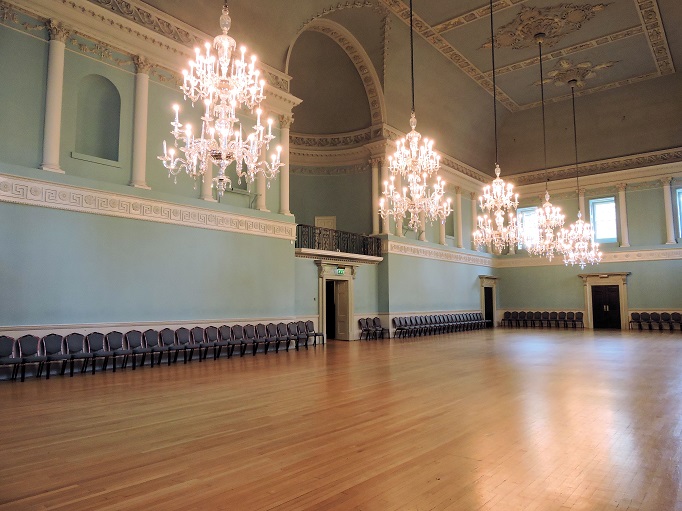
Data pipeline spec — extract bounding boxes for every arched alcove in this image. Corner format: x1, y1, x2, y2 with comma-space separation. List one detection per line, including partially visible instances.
75, 74, 121, 162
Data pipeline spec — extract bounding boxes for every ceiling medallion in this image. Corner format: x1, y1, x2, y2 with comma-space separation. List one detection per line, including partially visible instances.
481, 3, 610, 50
535, 58, 618, 88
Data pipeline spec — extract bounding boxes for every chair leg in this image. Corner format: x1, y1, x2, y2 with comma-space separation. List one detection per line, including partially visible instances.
70, 359, 75, 377
92, 356, 97, 375
20, 362, 26, 382
45, 361, 51, 380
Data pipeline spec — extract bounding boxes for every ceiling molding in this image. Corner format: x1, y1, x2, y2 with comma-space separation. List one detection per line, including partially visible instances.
433, 0, 529, 35
290, 164, 369, 176
636, 0, 675, 75
495, 248, 682, 268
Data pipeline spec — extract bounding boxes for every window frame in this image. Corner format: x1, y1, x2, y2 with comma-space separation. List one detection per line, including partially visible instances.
516, 206, 538, 250
676, 188, 682, 239
589, 196, 618, 244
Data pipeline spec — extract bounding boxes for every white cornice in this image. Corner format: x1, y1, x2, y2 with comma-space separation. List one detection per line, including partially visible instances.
495, 248, 682, 268
385, 240, 493, 267
295, 248, 383, 264
0, 173, 296, 240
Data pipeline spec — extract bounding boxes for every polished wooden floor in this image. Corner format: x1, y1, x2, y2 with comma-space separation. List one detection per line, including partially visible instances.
2, 329, 682, 510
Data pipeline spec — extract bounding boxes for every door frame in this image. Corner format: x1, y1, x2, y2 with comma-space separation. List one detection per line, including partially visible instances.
577, 272, 630, 330
316, 261, 356, 341
479, 275, 498, 327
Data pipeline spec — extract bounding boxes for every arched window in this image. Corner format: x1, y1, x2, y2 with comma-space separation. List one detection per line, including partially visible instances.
75, 74, 120, 162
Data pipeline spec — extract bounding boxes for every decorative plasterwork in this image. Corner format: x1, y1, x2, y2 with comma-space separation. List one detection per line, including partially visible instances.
482, 3, 610, 50
490, 26, 642, 78
293, 18, 386, 125
512, 147, 682, 185
378, 0, 518, 111
535, 58, 618, 88
290, 164, 369, 176
636, 0, 675, 75
495, 248, 682, 268
295, 248, 382, 265
384, 240, 493, 267
434, 0, 529, 35
290, 127, 375, 149
296, 0, 387, 34
0, 173, 295, 240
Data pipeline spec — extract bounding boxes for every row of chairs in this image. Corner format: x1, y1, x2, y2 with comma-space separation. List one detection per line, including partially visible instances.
358, 317, 390, 340
0, 321, 324, 382
629, 312, 682, 331
392, 313, 490, 338
501, 311, 584, 329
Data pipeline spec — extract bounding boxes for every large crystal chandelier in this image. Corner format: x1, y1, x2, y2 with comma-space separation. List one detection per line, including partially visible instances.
560, 80, 602, 269
526, 34, 565, 261
379, 0, 451, 232
473, 0, 519, 252
158, 3, 283, 198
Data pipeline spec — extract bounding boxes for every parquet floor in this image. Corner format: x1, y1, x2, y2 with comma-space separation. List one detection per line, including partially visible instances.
1, 328, 682, 510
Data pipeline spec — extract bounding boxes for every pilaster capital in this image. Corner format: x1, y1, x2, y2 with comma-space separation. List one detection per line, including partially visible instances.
47, 19, 70, 43
470, 192, 477, 201
578, 187, 586, 197
369, 157, 383, 168
455, 185, 461, 194
133, 55, 153, 74
616, 183, 627, 192
279, 115, 294, 130
661, 176, 673, 186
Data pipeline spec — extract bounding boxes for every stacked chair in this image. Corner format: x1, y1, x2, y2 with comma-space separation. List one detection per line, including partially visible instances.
629, 311, 682, 331
389, 313, 488, 339
501, 311, 584, 329
0, 320, 326, 382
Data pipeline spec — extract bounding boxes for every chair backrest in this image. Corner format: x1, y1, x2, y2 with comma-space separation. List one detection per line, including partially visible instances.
287, 322, 298, 336
277, 323, 288, 337
176, 328, 191, 346
219, 325, 232, 342
87, 332, 106, 352
232, 325, 245, 342
519, 311, 527, 320
661, 312, 671, 321
651, 312, 661, 321
567, 311, 575, 320
204, 326, 218, 343
558, 312, 566, 320
191, 326, 206, 344
17, 335, 41, 357
125, 330, 143, 349
533, 312, 541, 320
511, 311, 518, 319
42, 333, 64, 356
358, 318, 367, 329
672, 312, 682, 322
503, 311, 511, 319
243, 324, 256, 340
641, 312, 651, 321
267, 323, 278, 337
305, 320, 316, 334
549, 312, 557, 320
0, 335, 16, 358
65, 333, 87, 355
256, 324, 267, 338
373, 317, 383, 328
575, 312, 584, 320
631, 312, 640, 321
159, 328, 175, 347
143, 329, 160, 348
541, 311, 549, 319
106, 331, 124, 351
297, 321, 307, 334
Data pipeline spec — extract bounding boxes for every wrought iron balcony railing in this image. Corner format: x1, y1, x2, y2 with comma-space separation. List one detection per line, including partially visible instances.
296, 224, 382, 258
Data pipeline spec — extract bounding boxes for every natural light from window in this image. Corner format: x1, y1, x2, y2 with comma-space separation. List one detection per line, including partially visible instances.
517, 207, 538, 249
590, 197, 617, 243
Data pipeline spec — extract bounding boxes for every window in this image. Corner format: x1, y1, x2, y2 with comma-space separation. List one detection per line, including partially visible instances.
677, 188, 682, 238
517, 207, 538, 249
589, 197, 617, 243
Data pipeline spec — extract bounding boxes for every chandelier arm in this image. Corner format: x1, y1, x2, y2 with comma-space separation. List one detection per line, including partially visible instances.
489, 0, 498, 164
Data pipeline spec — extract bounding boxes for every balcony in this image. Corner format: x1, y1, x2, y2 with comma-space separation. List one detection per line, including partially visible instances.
295, 224, 382, 263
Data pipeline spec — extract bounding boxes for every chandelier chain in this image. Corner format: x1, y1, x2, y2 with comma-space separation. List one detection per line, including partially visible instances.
490, 0, 498, 164
538, 37, 548, 175
410, 0, 415, 114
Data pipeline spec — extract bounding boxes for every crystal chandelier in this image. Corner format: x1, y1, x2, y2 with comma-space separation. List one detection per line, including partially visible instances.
526, 34, 565, 261
158, 3, 283, 198
379, 0, 451, 232
560, 80, 602, 269
473, 0, 519, 252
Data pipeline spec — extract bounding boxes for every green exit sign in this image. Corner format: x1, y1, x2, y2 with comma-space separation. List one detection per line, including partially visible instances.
336, 268, 345, 275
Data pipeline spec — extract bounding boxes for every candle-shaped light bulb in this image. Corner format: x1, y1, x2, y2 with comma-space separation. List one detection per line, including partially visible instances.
267, 118, 273, 137
256, 108, 262, 125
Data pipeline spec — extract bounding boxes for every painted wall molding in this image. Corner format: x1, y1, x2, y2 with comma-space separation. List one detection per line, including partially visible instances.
0, 173, 296, 240
385, 240, 493, 267
495, 248, 682, 268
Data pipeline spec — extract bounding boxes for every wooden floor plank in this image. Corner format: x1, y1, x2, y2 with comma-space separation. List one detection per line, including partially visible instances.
2, 329, 682, 510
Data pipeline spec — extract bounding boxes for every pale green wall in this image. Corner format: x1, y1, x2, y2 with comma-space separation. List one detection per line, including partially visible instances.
627, 187, 667, 246
0, 202, 294, 326
0, 25, 47, 169
290, 171, 371, 233
294, 258, 319, 317
354, 264, 379, 314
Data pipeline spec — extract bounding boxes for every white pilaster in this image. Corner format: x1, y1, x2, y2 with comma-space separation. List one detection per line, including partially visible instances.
278, 115, 292, 215
41, 20, 69, 174
130, 55, 151, 189
395, 173, 404, 237
370, 158, 380, 235
256, 172, 269, 211
471, 192, 478, 249
439, 221, 446, 245
455, 186, 463, 248
579, 188, 586, 217
200, 162, 215, 201
617, 183, 630, 247
381, 159, 390, 235
418, 211, 426, 241
662, 177, 677, 244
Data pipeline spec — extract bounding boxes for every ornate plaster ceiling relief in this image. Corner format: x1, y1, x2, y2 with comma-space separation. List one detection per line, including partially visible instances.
535, 58, 618, 88
481, 3, 610, 50
636, 0, 675, 75
433, 0, 529, 35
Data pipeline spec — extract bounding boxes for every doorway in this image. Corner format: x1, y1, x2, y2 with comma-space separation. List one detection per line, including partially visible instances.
591, 285, 622, 329
325, 281, 336, 339
316, 263, 355, 340
484, 287, 494, 327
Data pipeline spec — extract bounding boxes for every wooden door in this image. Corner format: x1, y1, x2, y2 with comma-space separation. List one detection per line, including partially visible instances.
484, 287, 494, 328
335, 280, 350, 340
325, 280, 335, 339
591, 285, 621, 329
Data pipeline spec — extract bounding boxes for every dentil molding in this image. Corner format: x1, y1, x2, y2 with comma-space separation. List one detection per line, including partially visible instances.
0, 173, 295, 240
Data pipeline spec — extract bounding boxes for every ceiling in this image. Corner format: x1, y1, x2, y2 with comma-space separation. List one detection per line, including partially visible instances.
110, 0, 682, 177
